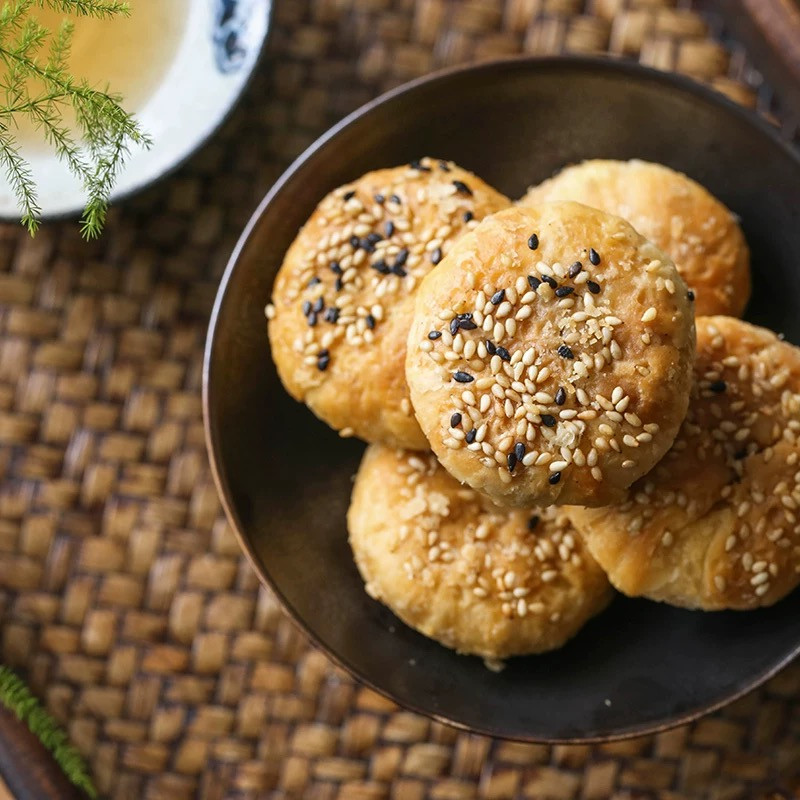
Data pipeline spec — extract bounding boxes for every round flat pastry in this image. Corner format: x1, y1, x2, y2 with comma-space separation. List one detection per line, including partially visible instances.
347, 444, 613, 660
267, 157, 510, 449
567, 316, 800, 610
519, 159, 750, 317
405, 202, 696, 508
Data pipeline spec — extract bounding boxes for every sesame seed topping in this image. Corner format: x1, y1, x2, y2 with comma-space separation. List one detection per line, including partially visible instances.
589, 248, 601, 265
465, 428, 477, 444
555, 286, 574, 298
586, 280, 601, 294
451, 412, 462, 427
428, 330, 442, 340
527, 276, 541, 290
554, 387, 566, 405
557, 344, 574, 360
491, 289, 505, 305
549, 472, 562, 485
687, 289, 695, 301
453, 180, 473, 195
453, 371, 474, 383
568, 261, 582, 278
527, 233, 539, 250
710, 380, 727, 393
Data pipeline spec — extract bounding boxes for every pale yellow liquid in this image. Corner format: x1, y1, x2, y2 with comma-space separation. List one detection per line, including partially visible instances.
19, 0, 189, 148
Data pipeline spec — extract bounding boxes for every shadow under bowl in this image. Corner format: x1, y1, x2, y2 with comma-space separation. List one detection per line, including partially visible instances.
204, 56, 800, 743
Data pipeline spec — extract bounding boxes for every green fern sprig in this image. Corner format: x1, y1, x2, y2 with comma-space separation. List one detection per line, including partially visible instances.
0, 0, 150, 238
0, 666, 97, 798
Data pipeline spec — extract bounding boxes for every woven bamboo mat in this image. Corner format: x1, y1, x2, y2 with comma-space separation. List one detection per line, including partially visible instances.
1, 1, 799, 798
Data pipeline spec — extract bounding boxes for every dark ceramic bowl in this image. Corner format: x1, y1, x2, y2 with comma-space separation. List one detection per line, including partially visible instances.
204, 57, 800, 742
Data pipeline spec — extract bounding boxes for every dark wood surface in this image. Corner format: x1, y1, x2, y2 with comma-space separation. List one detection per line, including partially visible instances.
0, 705, 85, 800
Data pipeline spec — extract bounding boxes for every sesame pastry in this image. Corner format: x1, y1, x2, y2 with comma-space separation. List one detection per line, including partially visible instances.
347, 444, 613, 660
520, 159, 750, 317
567, 317, 800, 610
405, 203, 696, 508
266, 158, 510, 449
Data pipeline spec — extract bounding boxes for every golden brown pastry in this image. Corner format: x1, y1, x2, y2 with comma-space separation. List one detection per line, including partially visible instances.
405, 203, 696, 508
266, 158, 509, 449
520, 159, 750, 317
348, 444, 613, 659
567, 317, 800, 610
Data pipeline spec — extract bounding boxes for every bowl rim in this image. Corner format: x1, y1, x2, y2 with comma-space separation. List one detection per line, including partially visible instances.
2, 0, 274, 222
203, 54, 800, 744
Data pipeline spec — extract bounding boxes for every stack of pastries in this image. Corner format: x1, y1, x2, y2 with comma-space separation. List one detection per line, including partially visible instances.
266, 156, 800, 665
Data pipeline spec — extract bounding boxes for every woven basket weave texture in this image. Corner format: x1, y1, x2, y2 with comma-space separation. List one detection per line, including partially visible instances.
0, 1, 798, 798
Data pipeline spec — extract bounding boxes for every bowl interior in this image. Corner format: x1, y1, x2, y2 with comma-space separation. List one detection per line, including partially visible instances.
205, 58, 800, 742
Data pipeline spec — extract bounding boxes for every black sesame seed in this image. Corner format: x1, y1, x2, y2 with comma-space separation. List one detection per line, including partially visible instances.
549, 471, 562, 485
384, 221, 395, 237
453, 371, 474, 383
496, 346, 511, 362
374, 193, 385, 204
555, 387, 566, 405
514, 442, 525, 461
392, 265, 407, 277
449, 318, 460, 336
317, 350, 330, 371
458, 319, 477, 331
335, 277, 343, 292
568, 261, 582, 278
439, 160, 451, 172
734, 448, 748, 460
453, 180, 473, 195
302, 300, 312, 316
390, 194, 401, 205
372, 259, 389, 274
555, 286, 574, 297
465, 428, 477, 444
343, 190, 356, 201
589, 248, 601, 265
687, 289, 695, 302
527, 233, 539, 250
557, 344, 574, 359
586, 280, 601, 294
324, 307, 339, 323
312, 297, 324, 313
409, 158, 430, 172
541, 414, 556, 428
307, 312, 317, 327
431, 247, 443, 265
366, 314, 376, 330
528, 514, 540, 531
367, 232, 382, 245
350, 235, 361, 249
710, 380, 727, 393
490, 289, 505, 305
541, 275, 557, 289
428, 330, 442, 340
457, 312, 473, 321
329, 261, 342, 274
528, 275, 541, 290
450, 412, 462, 428
308, 276, 321, 287
485, 339, 497, 355
463, 210, 474, 222
360, 237, 376, 254
395, 248, 409, 267
507, 452, 517, 473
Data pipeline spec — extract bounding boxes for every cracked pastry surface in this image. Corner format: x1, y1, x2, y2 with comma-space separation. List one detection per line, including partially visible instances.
347, 444, 613, 659
520, 159, 750, 317
267, 157, 509, 449
567, 316, 800, 610
405, 202, 696, 508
